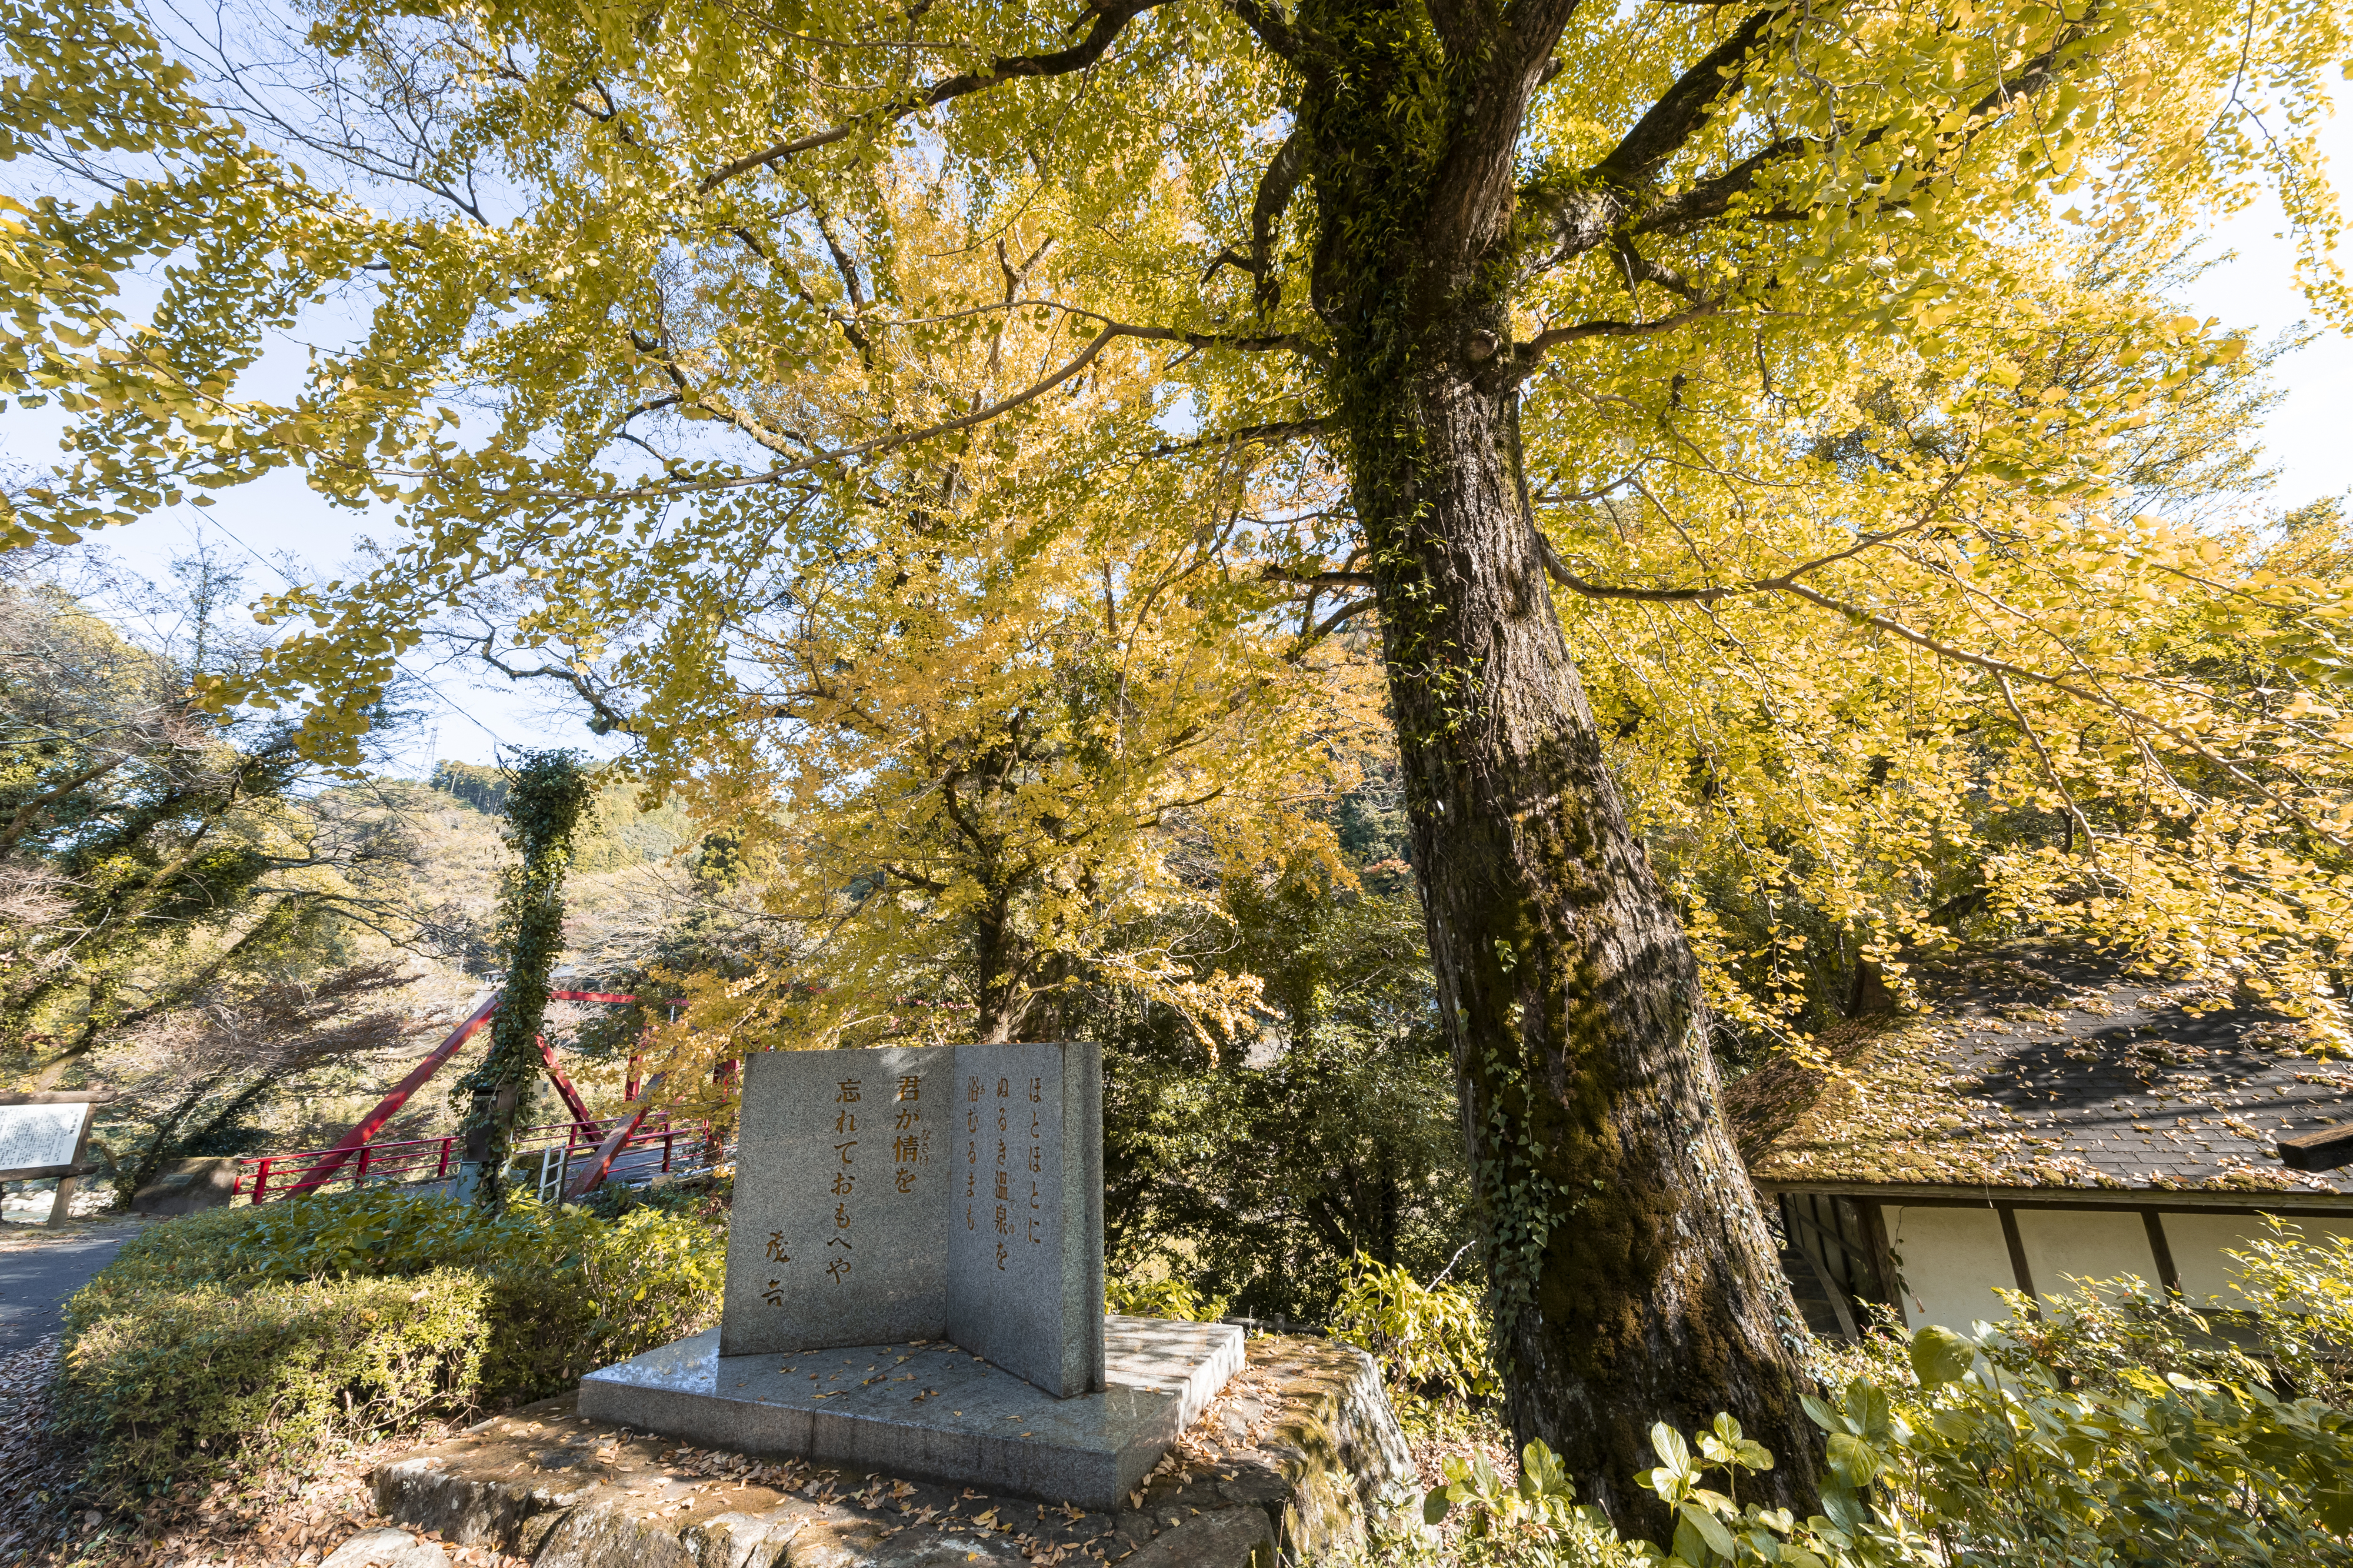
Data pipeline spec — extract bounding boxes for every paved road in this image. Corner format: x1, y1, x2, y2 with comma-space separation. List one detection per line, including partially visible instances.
0, 1223, 141, 1352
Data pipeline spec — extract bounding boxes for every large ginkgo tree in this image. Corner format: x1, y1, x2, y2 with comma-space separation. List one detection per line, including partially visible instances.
6, 0, 2351, 1523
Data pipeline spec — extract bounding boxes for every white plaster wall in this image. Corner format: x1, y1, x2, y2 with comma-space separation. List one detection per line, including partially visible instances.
2162, 1211, 2353, 1307
1885, 1205, 2016, 1332
2013, 1207, 2159, 1303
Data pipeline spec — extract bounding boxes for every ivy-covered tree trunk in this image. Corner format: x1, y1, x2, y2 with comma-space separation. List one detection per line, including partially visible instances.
1302, 0, 1818, 1533
464, 750, 591, 1212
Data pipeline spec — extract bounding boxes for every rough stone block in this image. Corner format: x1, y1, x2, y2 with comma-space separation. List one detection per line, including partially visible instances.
319, 1527, 451, 1568
377, 1335, 1407, 1568
130, 1156, 238, 1215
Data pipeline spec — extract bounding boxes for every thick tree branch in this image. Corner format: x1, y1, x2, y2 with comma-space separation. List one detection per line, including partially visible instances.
1590, 8, 1778, 191
1220, 0, 1307, 64
1422, 0, 1590, 268
1145, 416, 1328, 458
1424, 0, 1502, 64
1507, 299, 1724, 375
1204, 129, 1309, 315
1635, 24, 2091, 235
1266, 567, 1377, 588
1512, 9, 1774, 267
1304, 595, 1377, 638
699, 0, 1179, 191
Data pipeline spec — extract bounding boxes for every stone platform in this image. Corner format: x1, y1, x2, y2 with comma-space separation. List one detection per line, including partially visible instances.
374, 1334, 1416, 1568
578, 1316, 1241, 1509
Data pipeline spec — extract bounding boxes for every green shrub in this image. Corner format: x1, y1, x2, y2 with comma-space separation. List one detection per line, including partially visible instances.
1329, 1252, 1497, 1402
1816, 1323, 2353, 1566
586, 1171, 734, 1225
62, 1185, 724, 1499
56, 1269, 486, 1500
1106, 1273, 1227, 1322
1969, 1275, 2271, 1397
1413, 1322, 2353, 1568
2228, 1217, 2353, 1407
236, 1189, 724, 1399
72, 1186, 724, 1404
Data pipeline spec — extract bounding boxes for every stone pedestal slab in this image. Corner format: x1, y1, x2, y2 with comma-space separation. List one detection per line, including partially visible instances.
579, 1315, 1237, 1509
382, 1335, 1408, 1568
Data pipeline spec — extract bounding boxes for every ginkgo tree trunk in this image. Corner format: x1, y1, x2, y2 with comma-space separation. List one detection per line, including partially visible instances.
5, 0, 2347, 1533
1281, 0, 1828, 1507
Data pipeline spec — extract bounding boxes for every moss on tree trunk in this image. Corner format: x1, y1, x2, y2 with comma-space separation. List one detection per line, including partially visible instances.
1301, 0, 1820, 1529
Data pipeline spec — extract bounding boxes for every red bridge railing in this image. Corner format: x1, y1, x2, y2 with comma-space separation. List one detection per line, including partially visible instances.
234, 1112, 711, 1204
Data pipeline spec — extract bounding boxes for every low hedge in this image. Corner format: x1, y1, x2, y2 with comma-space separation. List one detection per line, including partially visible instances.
63, 1188, 724, 1498
58, 1270, 486, 1496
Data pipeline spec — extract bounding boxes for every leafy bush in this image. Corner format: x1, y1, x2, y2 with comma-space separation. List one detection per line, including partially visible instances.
1421, 1437, 1624, 1567
62, 1186, 724, 1496
2228, 1218, 2353, 1407
1415, 1321, 2353, 1568
1969, 1276, 2271, 1396
199, 1187, 725, 1400
1818, 1323, 2353, 1566
1106, 1274, 1227, 1322
1329, 1252, 1497, 1402
56, 1269, 485, 1500
585, 1170, 734, 1225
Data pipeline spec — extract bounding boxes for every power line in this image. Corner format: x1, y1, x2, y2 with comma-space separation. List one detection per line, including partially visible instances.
181, 515, 516, 756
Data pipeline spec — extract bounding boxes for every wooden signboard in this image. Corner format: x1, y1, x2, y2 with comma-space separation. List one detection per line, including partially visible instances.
0, 1091, 109, 1229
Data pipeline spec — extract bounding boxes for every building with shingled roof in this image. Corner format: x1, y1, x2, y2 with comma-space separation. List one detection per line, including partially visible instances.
1732, 939, 2353, 1337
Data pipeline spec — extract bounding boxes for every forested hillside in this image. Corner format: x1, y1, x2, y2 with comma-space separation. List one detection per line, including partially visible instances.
0, 552, 714, 1195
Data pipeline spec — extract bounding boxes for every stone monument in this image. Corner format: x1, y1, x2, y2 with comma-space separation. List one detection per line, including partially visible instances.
579, 1042, 1239, 1506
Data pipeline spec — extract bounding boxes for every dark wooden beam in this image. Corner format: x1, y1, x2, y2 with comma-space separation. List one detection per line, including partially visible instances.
2141, 1209, 2181, 1296
2278, 1122, 2353, 1172
1997, 1203, 2039, 1316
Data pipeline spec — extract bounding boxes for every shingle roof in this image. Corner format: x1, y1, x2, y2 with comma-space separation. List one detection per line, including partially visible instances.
1732, 940, 2353, 1197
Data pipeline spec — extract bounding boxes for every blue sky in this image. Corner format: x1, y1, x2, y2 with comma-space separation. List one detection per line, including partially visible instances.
14, 107, 2351, 773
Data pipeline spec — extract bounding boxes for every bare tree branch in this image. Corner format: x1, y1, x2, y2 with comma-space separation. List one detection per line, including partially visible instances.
699, 0, 1180, 191
1768, 579, 2348, 848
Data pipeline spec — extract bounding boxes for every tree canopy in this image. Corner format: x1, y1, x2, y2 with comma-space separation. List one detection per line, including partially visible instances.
7, 0, 2353, 1526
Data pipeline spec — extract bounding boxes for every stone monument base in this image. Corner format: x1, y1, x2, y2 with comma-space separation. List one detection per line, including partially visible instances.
578, 1315, 1241, 1509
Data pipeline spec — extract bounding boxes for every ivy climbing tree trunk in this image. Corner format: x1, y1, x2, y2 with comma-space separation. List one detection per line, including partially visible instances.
464, 750, 592, 1213
36, 0, 2301, 1527
1369, 368, 1816, 1529
1301, 0, 1818, 1532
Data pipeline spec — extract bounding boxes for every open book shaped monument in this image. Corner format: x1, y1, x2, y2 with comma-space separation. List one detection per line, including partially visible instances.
580, 1043, 1240, 1506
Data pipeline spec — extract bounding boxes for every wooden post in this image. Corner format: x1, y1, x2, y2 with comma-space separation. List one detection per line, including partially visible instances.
45, 1102, 97, 1229
1997, 1203, 2039, 1317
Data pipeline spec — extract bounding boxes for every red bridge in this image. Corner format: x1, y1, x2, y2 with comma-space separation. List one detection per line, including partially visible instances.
232, 988, 717, 1205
